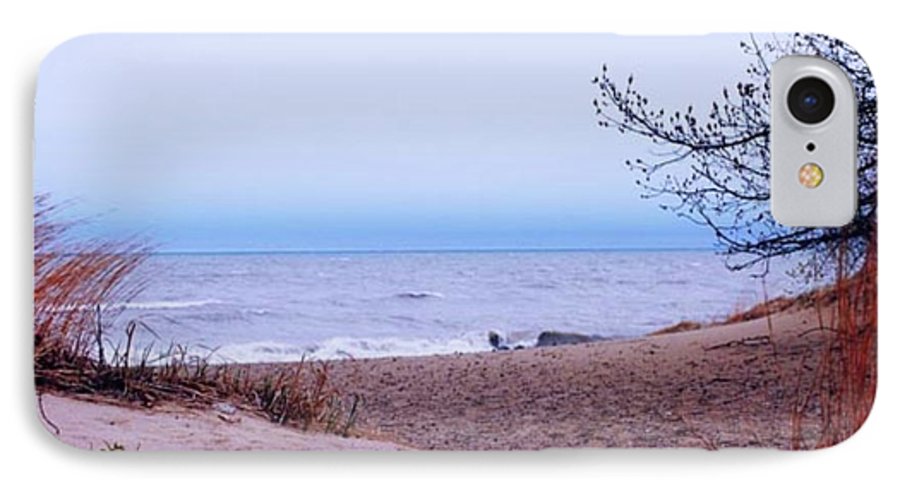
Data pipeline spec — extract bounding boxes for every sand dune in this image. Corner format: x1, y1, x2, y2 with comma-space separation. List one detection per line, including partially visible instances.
37, 394, 406, 451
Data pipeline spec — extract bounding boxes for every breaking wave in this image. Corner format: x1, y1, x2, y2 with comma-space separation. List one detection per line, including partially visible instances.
213, 332, 488, 363
393, 291, 445, 299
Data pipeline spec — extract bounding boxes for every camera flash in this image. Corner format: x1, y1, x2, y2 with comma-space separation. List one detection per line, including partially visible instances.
798, 162, 824, 189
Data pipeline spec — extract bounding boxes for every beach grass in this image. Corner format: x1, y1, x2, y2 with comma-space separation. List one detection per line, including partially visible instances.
33, 194, 361, 436
790, 232, 877, 449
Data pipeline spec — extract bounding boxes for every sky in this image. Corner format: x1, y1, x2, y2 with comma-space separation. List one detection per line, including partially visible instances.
35, 34, 751, 252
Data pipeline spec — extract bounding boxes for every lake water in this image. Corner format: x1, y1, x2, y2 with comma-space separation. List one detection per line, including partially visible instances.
112, 250, 798, 362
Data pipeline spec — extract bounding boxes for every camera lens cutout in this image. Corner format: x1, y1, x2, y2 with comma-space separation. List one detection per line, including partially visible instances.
787, 77, 835, 124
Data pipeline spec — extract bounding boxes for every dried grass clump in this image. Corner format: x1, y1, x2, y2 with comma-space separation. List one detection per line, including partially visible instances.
724, 297, 797, 324
34, 194, 361, 435
34, 194, 150, 372
650, 321, 703, 336
240, 361, 362, 434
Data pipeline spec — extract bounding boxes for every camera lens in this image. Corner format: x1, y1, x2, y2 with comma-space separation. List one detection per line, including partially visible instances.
787, 77, 835, 124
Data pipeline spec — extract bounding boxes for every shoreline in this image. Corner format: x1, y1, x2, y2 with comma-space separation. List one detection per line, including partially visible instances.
39, 295, 836, 450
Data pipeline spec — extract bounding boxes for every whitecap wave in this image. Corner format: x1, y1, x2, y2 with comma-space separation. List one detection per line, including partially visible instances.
48, 299, 223, 313
121, 299, 223, 310
213, 332, 489, 363
394, 291, 445, 299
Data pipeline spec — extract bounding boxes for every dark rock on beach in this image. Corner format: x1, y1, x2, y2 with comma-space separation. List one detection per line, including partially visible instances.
489, 330, 608, 350
535, 331, 608, 347
488, 331, 510, 351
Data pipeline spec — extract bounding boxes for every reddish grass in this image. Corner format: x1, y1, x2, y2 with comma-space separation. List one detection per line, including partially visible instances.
33, 194, 151, 371
34, 194, 361, 435
791, 233, 877, 449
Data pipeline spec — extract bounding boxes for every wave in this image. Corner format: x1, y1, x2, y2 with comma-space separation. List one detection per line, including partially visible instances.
213, 332, 488, 363
48, 299, 223, 313
208, 328, 626, 364
120, 299, 223, 310
242, 308, 270, 316
394, 291, 444, 299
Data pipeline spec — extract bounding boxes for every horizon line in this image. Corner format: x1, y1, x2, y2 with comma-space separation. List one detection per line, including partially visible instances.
151, 246, 718, 256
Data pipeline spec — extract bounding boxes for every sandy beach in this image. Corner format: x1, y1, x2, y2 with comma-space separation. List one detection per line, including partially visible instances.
314, 303, 833, 449
39, 298, 838, 450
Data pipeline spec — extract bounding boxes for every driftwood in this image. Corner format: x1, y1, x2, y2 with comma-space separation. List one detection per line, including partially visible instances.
702, 335, 771, 351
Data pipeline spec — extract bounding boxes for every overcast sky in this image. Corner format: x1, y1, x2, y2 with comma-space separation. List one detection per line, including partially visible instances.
35, 33, 751, 252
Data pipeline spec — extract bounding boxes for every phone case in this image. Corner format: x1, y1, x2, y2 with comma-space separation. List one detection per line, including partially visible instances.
33, 33, 877, 451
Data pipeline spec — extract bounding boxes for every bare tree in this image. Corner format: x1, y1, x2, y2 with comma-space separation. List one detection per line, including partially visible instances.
592, 34, 876, 273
